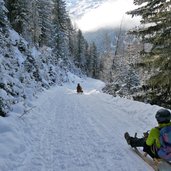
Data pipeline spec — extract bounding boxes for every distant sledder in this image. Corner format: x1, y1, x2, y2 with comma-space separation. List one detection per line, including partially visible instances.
124, 109, 171, 169
76, 83, 83, 94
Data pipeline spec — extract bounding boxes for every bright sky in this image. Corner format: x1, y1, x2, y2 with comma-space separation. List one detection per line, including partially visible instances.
75, 0, 140, 32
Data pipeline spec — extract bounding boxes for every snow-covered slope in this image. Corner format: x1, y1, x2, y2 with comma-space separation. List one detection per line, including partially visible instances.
0, 74, 162, 171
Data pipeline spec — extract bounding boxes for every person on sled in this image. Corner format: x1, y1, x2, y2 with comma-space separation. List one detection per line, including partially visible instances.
125, 109, 171, 160
76, 83, 83, 94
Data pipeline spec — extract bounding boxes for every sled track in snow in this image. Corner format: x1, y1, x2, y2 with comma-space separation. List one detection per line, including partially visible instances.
10, 86, 153, 171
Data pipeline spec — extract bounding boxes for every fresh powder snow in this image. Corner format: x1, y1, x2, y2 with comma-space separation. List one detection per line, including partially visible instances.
0, 74, 162, 171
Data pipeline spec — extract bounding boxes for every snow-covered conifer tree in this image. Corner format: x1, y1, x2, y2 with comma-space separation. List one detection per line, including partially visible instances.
127, 0, 171, 108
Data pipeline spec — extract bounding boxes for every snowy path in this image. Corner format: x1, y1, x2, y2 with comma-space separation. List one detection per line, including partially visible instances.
0, 78, 161, 171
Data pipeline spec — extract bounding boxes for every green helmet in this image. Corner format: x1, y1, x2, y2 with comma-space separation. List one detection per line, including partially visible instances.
155, 109, 171, 123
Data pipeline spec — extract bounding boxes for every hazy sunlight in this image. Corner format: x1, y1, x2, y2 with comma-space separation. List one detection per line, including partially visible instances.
76, 0, 140, 32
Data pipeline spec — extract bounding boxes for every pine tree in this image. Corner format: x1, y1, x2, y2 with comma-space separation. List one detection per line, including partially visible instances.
127, 0, 171, 108
52, 0, 70, 60
38, 0, 53, 47
75, 29, 85, 68
67, 20, 77, 58
7, 0, 28, 34
0, 0, 8, 28
28, 0, 41, 45
86, 42, 99, 78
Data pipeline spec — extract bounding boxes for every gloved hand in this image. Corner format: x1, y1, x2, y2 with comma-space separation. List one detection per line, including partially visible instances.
143, 143, 158, 159
143, 131, 149, 139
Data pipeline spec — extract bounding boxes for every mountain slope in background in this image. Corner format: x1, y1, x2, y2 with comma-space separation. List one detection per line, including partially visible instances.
66, 0, 106, 20
66, 0, 118, 53
65, 0, 127, 54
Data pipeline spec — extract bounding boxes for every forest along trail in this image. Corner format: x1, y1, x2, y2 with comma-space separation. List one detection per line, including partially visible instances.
15, 82, 153, 171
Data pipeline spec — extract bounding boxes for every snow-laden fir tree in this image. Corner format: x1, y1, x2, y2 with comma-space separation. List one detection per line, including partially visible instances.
38, 0, 54, 47
127, 0, 171, 108
0, 0, 100, 116
88, 42, 99, 78
0, 0, 8, 28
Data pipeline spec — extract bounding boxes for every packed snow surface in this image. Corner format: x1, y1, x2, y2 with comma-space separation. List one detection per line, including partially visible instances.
0, 75, 162, 171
